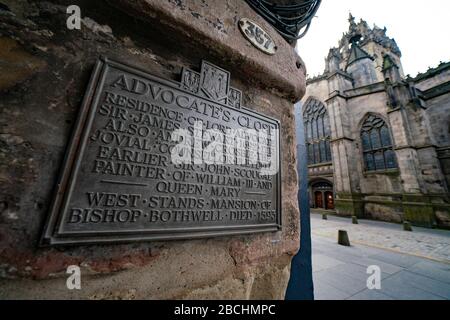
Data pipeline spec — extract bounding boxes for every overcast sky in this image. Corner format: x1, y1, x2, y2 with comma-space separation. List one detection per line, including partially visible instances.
296, 0, 450, 78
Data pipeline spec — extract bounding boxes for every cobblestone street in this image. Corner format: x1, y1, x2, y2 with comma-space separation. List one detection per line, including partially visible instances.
311, 212, 450, 300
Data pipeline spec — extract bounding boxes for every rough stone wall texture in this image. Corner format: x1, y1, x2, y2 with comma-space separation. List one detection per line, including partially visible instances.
416, 147, 448, 194
346, 58, 377, 88
364, 203, 403, 223
0, 0, 305, 299
304, 79, 328, 103
426, 94, 450, 147
361, 41, 405, 80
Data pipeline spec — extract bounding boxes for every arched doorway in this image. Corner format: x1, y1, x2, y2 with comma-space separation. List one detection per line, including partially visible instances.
311, 181, 334, 210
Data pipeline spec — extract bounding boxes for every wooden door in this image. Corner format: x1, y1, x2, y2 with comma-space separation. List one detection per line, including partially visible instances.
325, 191, 334, 210
314, 191, 324, 209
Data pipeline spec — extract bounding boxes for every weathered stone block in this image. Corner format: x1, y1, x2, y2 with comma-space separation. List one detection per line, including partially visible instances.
434, 207, 450, 229
0, 0, 305, 299
364, 202, 403, 223
0, 37, 47, 91
402, 194, 435, 228
335, 193, 364, 218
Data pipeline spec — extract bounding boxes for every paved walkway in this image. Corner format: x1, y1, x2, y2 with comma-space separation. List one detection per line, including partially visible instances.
312, 212, 450, 263
311, 213, 450, 300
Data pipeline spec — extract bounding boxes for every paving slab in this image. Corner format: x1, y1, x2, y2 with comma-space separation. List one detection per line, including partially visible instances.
314, 268, 368, 296
313, 279, 350, 300
326, 263, 392, 282
407, 261, 450, 284
386, 271, 450, 299
347, 289, 395, 300
368, 251, 423, 268
380, 276, 445, 300
312, 254, 345, 272
350, 257, 405, 275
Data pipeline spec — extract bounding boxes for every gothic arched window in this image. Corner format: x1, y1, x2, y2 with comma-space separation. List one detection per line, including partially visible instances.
303, 99, 332, 165
361, 115, 397, 171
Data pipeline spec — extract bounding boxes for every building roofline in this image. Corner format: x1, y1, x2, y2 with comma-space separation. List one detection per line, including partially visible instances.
306, 73, 329, 85
410, 61, 450, 82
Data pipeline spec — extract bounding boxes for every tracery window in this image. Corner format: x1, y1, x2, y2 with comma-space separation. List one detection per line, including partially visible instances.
303, 99, 332, 165
361, 115, 397, 172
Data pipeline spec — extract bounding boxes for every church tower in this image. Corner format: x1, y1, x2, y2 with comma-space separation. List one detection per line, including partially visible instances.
331, 13, 405, 87
345, 15, 377, 87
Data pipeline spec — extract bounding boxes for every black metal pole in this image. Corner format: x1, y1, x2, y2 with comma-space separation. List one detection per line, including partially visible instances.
285, 102, 314, 300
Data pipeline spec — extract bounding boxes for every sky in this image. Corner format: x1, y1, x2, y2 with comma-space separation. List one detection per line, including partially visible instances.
296, 0, 450, 78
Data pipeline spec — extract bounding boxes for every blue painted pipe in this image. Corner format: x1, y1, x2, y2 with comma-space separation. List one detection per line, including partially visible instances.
285, 102, 314, 300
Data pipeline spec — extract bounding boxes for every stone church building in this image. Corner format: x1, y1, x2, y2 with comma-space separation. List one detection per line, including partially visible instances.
302, 14, 450, 228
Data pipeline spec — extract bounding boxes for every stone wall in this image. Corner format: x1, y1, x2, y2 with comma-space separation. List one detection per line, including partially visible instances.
0, 0, 305, 299
426, 93, 450, 147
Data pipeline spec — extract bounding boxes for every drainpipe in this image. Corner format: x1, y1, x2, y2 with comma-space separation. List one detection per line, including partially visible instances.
285, 102, 314, 300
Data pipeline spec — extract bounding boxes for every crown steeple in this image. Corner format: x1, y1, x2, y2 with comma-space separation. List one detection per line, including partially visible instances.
310, 14, 405, 86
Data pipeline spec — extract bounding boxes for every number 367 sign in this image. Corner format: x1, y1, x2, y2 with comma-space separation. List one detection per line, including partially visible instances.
238, 18, 277, 55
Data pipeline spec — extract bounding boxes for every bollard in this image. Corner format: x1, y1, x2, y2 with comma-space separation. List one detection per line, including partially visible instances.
403, 221, 413, 232
352, 216, 358, 224
322, 213, 328, 220
338, 230, 351, 246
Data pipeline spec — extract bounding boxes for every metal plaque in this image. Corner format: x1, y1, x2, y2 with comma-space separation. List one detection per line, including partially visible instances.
238, 18, 277, 55
41, 57, 282, 246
